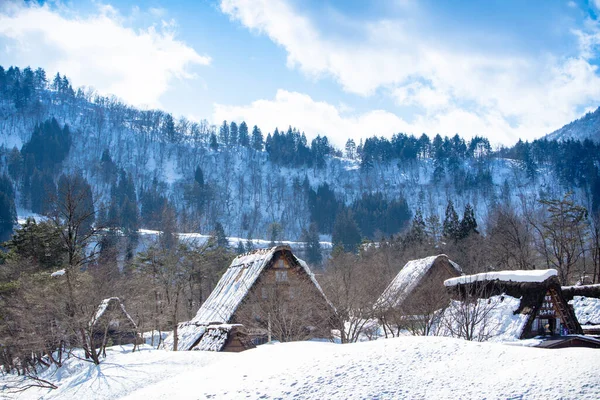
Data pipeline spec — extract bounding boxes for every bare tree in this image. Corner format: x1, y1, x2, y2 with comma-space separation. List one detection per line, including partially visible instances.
438, 282, 501, 341
487, 206, 536, 270
538, 193, 588, 284
321, 250, 390, 343
236, 270, 332, 342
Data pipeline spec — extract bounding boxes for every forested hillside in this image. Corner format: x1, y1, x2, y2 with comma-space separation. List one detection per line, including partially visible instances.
2, 64, 599, 248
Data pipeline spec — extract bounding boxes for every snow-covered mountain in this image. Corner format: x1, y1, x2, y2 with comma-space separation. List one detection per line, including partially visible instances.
546, 107, 600, 142
0, 66, 596, 245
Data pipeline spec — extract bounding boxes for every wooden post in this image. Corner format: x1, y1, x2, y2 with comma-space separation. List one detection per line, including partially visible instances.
268, 312, 272, 342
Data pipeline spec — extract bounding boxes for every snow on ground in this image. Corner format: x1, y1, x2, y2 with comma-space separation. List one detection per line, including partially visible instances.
1, 345, 227, 400
3, 336, 600, 400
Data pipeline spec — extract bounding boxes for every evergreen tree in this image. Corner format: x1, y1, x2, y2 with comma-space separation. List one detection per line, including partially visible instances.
21, 118, 72, 173
268, 222, 282, 246
219, 120, 230, 146
0, 174, 16, 242
163, 113, 177, 142
3, 218, 65, 270
7, 147, 23, 182
230, 121, 238, 146
213, 222, 229, 249
238, 121, 250, 147
251, 125, 263, 151
194, 166, 205, 186
459, 203, 478, 239
406, 208, 426, 244
209, 132, 219, 151
345, 139, 356, 159
442, 200, 460, 241
302, 222, 322, 265
332, 209, 362, 253
236, 240, 245, 255
30, 170, 56, 215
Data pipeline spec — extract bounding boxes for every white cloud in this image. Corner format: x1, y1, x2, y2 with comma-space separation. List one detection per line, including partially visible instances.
213, 90, 546, 148
220, 0, 600, 144
0, 2, 210, 108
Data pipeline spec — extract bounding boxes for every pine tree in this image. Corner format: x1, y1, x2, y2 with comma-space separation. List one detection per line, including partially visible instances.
443, 200, 460, 242
209, 132, 219, 151
213, 222, 229, 249
407, 208, 426, 244
163, 113, 177, 143
230, 121, 238, 146
219, 120, 229, 146
459, 203, 478, 239
0, 174, 16, 242
236, 241, 245, 254
332, 209, 362, 253
302, 222, 322, 265
251, 125, 263, 151
194, 166, 205, 187
238, 121, 250, 147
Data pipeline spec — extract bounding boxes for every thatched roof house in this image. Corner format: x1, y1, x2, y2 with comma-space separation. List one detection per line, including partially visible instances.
89, 297, 139, 347
376, 254, 462, 311
562, 284, 600, 335
375, 254, 462, 336
164, 246, 333, 351
438, 269, 583, 341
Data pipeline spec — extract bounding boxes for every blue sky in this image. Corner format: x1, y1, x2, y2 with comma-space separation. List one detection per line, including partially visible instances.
2, 0, 600, 147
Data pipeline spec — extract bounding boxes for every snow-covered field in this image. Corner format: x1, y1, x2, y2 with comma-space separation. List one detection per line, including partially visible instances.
3, 336, 599, 400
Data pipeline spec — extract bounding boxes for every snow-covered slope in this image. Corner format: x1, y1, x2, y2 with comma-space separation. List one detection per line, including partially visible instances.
4, 337, 599, 400
546, 107, 600, 142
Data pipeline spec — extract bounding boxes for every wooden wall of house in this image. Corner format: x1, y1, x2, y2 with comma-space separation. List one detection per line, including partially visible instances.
403, 259, 461, 310
231, 251, 332, 341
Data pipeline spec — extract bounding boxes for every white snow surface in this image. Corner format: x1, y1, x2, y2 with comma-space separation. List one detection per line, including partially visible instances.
50, 269, 65, 277
163, 247, 327, 351
377, 254, 461, 309
434, 295, 530, 342
570, 296, 600, 325
445, 269, 557, 287
5, 337, 600, 400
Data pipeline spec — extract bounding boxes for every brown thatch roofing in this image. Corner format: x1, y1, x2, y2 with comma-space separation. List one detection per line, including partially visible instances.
90, 297, 137, 331
561, 284, 600, 301
447, 275, 563, 315
445, 273, 583, 338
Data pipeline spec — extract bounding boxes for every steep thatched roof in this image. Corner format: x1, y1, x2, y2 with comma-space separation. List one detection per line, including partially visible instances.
376, 254, 462, 310
89, 297, 137, 331
164, 245, 330, 351
561, 284, 600, 301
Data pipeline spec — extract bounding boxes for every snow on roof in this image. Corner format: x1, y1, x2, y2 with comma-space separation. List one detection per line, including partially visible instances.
50, 269, 65, 277
377, 255, 462, 309
166, 246, 327, 351
570, 296, 600, 326
433, 295, 530, 342
444, 269, 557, 287
90, 297, 137, 329
190, 324, 242, 352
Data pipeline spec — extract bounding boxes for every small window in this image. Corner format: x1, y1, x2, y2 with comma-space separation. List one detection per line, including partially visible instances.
277, 259, 285, 269
276, 270, 288, 282
261, 287, 269, 299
